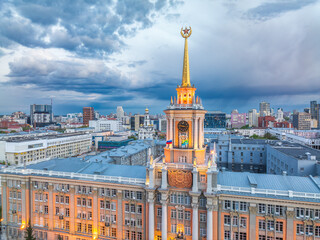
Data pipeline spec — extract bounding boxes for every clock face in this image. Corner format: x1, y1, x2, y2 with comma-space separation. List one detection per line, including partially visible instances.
178, 120, 189, 132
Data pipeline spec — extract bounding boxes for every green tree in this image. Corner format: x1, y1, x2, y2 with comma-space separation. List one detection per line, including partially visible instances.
24, 221, 36, 240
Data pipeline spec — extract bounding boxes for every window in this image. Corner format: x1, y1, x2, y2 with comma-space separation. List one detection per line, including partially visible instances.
240, 202, 247, 211
171, 210, 176, 219
157, 208, 162, 217
306, 225, 313, 235
65, 196, 69, 204
77, 198, 81, 206
100, 200, 105, 209
171, 224, 177, 233
137, 191, 142, 200
276, 221, 283, 232
224, 230, 231, 240
224, 215, 231, 225
200, 227, 206, 237
55, 195, 59, 203
200, 213, 206, 222
185, 226, 191, 235
137, 205, 142, 214
296, 224, 304, 235
55, 207, 59, 215
267, 220, 274, 231
130, 204, 135, 213
65, 208, 70, 217
178, 210, 183, 220
224, 200, 231, 210
232, 216, 238, 226
157, 222, 162, 230
185, 211, 191, 220
240, 217, 246, 228
87, 199, 92, 207
125, 203, 129, 213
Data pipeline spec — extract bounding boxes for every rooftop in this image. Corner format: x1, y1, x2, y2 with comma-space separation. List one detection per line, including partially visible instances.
269, 141, 320, 160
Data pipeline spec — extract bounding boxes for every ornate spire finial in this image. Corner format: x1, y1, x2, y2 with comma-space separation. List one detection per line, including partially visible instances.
180, 26, 192, 88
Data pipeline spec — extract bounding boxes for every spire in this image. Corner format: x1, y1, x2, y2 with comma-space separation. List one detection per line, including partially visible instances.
180, 27, 192, 88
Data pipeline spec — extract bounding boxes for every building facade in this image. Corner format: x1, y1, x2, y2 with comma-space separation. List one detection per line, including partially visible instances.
89, 119, 122, 132
30, 104, 53, 127
248, 109, 258, 127
259, 102, 271, 117
0, 133, 91, 165
138, 108, 156, 140
83, 107, 95, 126
204, 111, 226, 129
293, 112, 311, 130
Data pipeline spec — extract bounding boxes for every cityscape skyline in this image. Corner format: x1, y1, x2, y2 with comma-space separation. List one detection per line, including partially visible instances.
1, 0, 320, 114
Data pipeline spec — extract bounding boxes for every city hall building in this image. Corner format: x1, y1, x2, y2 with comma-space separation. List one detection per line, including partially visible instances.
1, 28, 320, 240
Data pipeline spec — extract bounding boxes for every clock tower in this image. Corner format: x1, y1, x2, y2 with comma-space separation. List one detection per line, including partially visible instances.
164, 27, 207, 166
146, 27, 218, 240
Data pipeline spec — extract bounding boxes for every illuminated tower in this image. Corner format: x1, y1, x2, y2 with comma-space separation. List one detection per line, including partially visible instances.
146, 27, 218, 240
164, 27, 206, 165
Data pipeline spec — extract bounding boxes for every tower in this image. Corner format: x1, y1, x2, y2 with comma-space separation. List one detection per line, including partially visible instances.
146, 27, 218, 240
164, 27, 207, 166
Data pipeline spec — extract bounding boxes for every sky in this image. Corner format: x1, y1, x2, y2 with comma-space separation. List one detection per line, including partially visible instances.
0, 0, 320, 115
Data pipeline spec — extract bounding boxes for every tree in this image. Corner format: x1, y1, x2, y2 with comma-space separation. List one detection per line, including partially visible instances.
24, 221, 36, 240
58, 235, 63, 240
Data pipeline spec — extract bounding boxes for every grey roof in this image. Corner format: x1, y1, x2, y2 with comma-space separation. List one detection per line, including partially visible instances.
17, 158, 146, 179
269, 142, 320, 160
218, 171, 320, 202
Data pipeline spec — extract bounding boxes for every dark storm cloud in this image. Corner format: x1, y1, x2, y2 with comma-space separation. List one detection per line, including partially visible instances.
7, 56, 131, 94
0, 0, 175, 56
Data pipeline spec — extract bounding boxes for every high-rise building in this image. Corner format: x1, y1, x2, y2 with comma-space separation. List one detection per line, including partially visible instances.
231, 112, 247, 128
116, 106, 124, 122
30, 104, 53, 127
259, 101, 271, 116
293, 112, 311, 130
310, 100, 318, 119
248, 109, 258, 127
130, 114, 144, 131
204, 111, 226, 128
83, 107, 95, 125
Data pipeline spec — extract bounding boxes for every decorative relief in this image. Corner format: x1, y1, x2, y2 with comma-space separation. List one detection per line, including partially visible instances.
286, 210, 295, 219
249, 206, 257, 215
168, 169, 192, 188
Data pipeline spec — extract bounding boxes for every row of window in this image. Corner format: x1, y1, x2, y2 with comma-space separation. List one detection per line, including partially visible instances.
224, 231, 247, 240
124, 190, 143, 200
223, 200, 248, 212
9, 191, 21, 199
224, 215, 247, 228
124, 218, 143, 227
100, 200, 116, 210
258, 220, 283, 232
35, 193, 48, 202
169, 209, 192, 220
296, 224, 320, 236
77, 198, 92, 208
258, 204, 285, 216
124, 203, 143, 214
296, 207, 320, 219
55, 195, 69, 204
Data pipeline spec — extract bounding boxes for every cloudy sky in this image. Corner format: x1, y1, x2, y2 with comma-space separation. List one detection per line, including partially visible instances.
0, 0, 320, 115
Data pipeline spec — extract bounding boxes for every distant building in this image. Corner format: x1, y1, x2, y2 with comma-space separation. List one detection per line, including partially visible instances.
267, 141, 320, 176
116, 106, 124, 122
30, 104, 53, 127
130, 115, 144, 131
248, 109, 258, 127
230, 112, 246, 128
0, 132, 91, 165
258, 116, 275, 128
204, 111, 226, 128
275, 108, 284, 122
159, 118, 167, 132
259, 102, 271, 116
310, 100, 318, 119
138, 108, 156, 140
89, 119, 122, 132
83, 107, 95, 125
293, 112, 311, 130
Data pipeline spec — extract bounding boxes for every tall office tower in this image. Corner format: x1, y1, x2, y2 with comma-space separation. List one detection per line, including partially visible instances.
248, 109, 258, 127
116, 106, 124, 122
310, 100, 318, 119
293, 112, 311, 130
30, 104, 53, 127
83, 107, 95, 125
259, 102, 271, 116
130, 114, 144, 131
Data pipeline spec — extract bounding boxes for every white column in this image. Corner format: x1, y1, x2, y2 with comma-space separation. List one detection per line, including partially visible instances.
206, 172, 212, 194
161, 166, 168, 189
194, 117, 198, 149
2, 180, 7, 224
206, 205, 213, 240
192, 167, 198, 193
161, 200, 168, 240
192, 202, 199, 240
148, 193, 155, 240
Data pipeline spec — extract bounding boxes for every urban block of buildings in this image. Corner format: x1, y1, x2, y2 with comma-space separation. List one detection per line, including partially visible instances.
2, 27, 320, 240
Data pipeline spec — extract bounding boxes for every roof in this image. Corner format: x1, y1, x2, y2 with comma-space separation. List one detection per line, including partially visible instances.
268, 142, 320, 160
218, 171, 320, 202
12, 157, 146, 180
